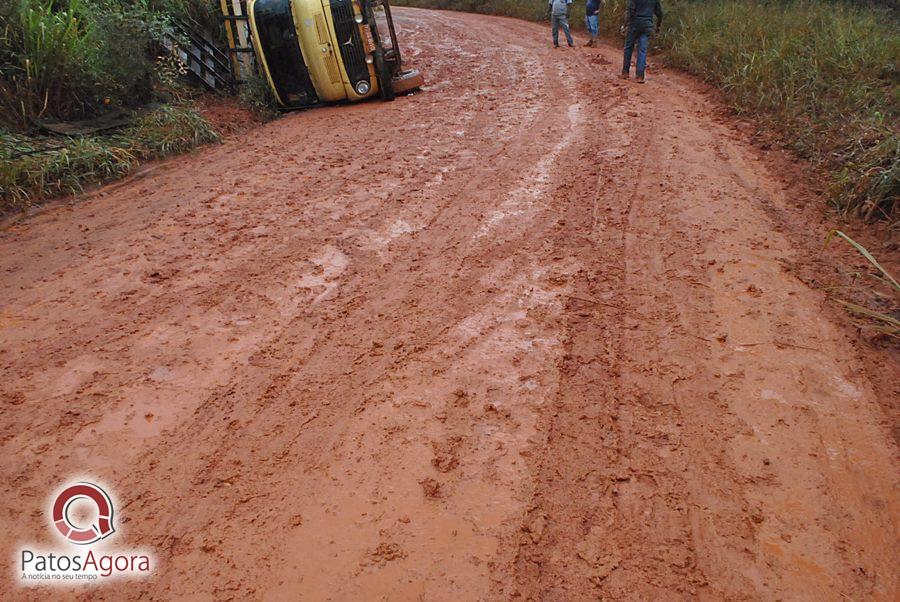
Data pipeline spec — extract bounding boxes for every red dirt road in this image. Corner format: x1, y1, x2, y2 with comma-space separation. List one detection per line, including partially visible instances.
1, 8, 898, 601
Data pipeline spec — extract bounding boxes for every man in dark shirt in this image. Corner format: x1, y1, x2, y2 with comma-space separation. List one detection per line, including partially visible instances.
584, 0, 602, 47
620, 0, 663, 83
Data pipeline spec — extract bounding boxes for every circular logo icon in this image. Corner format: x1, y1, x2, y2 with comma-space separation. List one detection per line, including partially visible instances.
52, 482, 115, 545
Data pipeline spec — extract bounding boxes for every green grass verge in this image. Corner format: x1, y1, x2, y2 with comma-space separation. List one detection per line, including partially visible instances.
0, 104, 220, 213
394, 0, 899, 220
656, 0, 898, 221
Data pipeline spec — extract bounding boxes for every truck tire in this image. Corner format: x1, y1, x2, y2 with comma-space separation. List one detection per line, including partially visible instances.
392, 69, 424, 95
374, 50, 395, 102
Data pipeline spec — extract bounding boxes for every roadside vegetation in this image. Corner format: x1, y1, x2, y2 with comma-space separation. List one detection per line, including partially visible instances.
238, 72, 281, 121
396, 0, 899, 221
0, 0, 224, 213
1, 106, 220, 206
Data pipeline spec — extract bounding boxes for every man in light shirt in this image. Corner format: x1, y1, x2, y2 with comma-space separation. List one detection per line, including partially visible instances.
549, 0, 575, 48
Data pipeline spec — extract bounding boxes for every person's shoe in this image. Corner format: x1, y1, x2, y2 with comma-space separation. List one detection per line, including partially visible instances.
553, 43, 559, 48
618, 72, 629, 80
568, 42, 575, 47
636, 75, 645, 84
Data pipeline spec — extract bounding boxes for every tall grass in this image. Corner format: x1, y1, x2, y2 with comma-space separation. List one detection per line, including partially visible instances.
0, 0, 103, 123
659, 1, 898, 220
0, 104, 220, 211
394, 0, 899, 220
0, 0, 212, 128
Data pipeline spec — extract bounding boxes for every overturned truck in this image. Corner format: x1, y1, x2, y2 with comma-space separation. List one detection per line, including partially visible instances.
248, 0, 423, 108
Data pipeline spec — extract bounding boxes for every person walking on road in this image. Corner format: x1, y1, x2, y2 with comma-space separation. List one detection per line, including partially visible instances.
620, 0, 663, 83
549, 0, 574, 48
584, 0, 603, 47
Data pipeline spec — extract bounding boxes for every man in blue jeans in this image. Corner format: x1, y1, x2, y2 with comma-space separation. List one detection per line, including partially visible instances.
620, 0, 663, 83
584, 0, 602, 47
548, 0, 574, 48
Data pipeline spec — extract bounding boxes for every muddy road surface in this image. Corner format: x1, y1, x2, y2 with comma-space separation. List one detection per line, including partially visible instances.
1, 8, 897, 601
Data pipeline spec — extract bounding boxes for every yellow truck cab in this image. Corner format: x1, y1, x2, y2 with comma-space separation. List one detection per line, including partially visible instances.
248, 0, 421, 108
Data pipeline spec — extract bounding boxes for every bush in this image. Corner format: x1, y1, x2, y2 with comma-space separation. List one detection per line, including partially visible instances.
0, 1, 231, 214
86, 1, 171, 107
149, 0, 225, 41
0, 129, 137, 206
0, 0, 202, 128
128, 103, 221, 158
0, 0, 108, 125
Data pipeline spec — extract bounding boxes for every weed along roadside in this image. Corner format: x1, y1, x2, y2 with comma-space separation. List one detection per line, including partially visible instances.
1, 106, 221, 211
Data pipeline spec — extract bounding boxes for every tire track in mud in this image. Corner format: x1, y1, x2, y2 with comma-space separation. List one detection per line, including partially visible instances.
508, 48, 899, 601
505, 72, 712, 600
